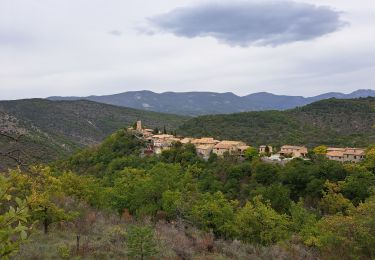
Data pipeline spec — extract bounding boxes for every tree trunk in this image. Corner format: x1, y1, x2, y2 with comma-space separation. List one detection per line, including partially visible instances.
76, 235, 80, 254
43, 207, 49, 234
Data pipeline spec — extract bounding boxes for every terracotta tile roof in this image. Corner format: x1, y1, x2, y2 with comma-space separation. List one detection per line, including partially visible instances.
180, 138, 191, 144
214, 141, 246, 149
327, 151, 344, 157
196, 144, 215, 150
343, 148, 365, 156
326, 147, 365, 157
238, 145, 250, 151
191, 138, 220, 145
152, 134, 174, 139
327, 147, 346, 152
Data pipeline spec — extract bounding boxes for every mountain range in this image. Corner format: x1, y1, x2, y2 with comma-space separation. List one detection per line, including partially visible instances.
49, 89, 375, 116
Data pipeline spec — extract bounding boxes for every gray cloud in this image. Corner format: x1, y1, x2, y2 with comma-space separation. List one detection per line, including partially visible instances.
148, 1, 347, 47
108, 30, 123, 36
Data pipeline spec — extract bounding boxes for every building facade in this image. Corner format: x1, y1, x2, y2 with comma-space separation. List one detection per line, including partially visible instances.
280, 145, 308, 158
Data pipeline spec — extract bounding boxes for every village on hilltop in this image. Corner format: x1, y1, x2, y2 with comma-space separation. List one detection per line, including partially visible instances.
129, 121, 366, 163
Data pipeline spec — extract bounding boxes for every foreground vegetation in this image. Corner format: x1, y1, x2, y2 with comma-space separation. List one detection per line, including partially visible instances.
2, 129, 375, 259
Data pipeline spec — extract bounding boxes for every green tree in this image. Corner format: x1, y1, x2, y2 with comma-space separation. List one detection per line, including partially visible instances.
318, 181, 354, 215
190, 192, 237, 238
311, 195, 375, 259
127, 225, 158, 260
251, 184, 291, 213
341, 165, 375, 205
26, 166, 76, 234
234, 196, 291, 245
0, 175, 32, 259
161, 190, 183, 219
253, 162, 279, 186
244, 147, 258, 161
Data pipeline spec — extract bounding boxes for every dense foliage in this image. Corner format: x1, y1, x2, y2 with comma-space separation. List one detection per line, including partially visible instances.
2, 129, 375, 258
178, 97, 375, 147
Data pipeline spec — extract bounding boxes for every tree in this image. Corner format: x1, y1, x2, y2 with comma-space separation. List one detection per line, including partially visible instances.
26, 166, 76, 234
161, 190, 183, 219
252, 162, 279, 185
244, 147, 258, 161
0, 175, 32, 259
234, 196, 291, 245
313, 145, 328, 155
310, 195, 375, 259
341, 165, 375, 205
126, 225, 158, 260
318, 181, 354, 215
262, 145, 271, 156
190, 192, 237, 238
251, 184, 291, 213
363, 146, 375, 173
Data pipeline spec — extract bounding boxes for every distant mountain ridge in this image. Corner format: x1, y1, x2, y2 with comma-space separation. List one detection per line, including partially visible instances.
48, 89, 375, 116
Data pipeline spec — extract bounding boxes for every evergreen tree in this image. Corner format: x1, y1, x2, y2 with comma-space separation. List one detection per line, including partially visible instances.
126, 225, 158, 259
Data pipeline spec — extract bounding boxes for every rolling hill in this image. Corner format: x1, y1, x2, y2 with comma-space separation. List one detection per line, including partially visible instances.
48, 89, 375, 116
0, 99, 187, 170
177, 97, 375, 148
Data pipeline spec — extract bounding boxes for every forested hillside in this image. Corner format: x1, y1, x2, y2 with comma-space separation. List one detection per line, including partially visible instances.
3, 129, 375, 259
178, 98, 375, 147
0, 99, 187, 169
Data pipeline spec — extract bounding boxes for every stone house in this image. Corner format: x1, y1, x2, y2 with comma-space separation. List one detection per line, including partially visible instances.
152, 134, 177, 154
259, 145, 273, 154
343, 148, 366, 163
213, 141, 247, 157
180, 138, 192, 145
196, 144, 215, 160
237, 145, 250, 158
280, 145, 308, 158
191, 137, 220, 146
325, 147, 365, 163
326, 147, 346, 162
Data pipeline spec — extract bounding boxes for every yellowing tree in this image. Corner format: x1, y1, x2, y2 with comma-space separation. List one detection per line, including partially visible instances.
313, 145, 328, 155
234, 196, 291, 245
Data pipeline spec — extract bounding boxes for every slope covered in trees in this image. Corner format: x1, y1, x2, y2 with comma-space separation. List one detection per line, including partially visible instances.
0, 99, 187, 169
178, 97, 375, 147
2, 129, 375, 258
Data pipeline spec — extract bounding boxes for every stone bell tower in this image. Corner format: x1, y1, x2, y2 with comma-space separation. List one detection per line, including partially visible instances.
136, 120, 142, 132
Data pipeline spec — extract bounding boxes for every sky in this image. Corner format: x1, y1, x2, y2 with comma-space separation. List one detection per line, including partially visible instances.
1, 0, 375, 100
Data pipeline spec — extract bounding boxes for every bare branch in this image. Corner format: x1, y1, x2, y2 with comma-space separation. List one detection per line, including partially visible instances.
0, 130, 30, 168
0, 131, 24, 142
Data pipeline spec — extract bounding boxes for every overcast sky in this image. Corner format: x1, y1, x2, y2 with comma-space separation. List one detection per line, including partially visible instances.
1, 0, 375, 100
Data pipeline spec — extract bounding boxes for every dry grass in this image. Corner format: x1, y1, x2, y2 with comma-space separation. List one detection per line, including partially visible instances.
13, 209, 318, 260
